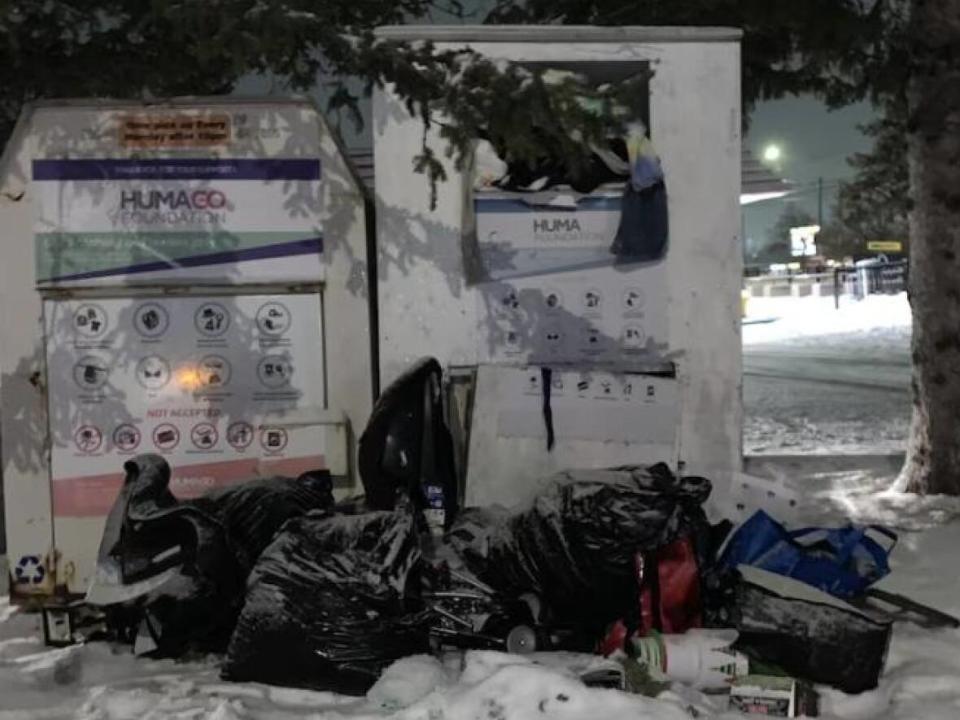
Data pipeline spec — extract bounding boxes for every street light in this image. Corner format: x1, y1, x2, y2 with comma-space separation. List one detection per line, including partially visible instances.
762, 144, 782, 163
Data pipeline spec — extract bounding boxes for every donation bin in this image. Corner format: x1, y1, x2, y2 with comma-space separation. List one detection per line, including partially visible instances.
373, 26, 743, 506
0, 98, 375, 596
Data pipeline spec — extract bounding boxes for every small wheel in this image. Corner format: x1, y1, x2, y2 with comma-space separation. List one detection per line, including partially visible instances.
505, 624, 538, 654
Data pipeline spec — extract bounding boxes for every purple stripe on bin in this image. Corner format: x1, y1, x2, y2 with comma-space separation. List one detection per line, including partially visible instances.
33, 158, 321, 181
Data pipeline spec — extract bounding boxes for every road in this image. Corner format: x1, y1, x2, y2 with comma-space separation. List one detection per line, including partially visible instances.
743, 332, 912, 455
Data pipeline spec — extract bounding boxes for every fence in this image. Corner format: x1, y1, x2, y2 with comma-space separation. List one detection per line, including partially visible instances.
834, 260, 909, 309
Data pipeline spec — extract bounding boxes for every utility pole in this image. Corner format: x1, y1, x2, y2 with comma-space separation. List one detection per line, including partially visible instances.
817, 176, 823, 226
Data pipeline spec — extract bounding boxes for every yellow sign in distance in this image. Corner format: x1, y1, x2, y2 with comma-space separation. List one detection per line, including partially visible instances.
867, 241, 903, 252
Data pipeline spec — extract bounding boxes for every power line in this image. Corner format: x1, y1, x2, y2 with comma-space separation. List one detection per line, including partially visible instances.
787, 182, 842, 193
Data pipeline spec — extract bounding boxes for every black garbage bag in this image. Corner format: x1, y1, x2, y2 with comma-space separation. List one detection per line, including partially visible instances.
199, 470, 334, 576
223, 509, 431, 694
446, 464, 711, 637
358, 357, 458, 528
729, 565, 893, 694
87, 455, 334, 656
85, 455, 241, 654
91, 454, 185, 588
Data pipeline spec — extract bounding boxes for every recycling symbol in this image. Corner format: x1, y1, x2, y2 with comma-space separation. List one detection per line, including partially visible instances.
14, 555, 45, 584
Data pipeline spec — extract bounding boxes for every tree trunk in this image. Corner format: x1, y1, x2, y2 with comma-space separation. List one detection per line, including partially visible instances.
900, 0, 960, 493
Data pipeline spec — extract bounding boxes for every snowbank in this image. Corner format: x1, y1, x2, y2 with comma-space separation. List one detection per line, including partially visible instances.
744, 292, 911, 348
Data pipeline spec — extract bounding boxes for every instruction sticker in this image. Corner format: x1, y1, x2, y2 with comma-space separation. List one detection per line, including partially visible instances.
45, 293, 329, 518
118, 113, 231, 148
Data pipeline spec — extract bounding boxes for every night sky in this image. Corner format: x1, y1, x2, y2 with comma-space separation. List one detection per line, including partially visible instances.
745, 96, 874, 258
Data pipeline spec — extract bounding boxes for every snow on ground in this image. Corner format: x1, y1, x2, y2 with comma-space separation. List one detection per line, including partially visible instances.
788, 466, 960, 720
743, 293, 912, 349
5, 465, 960, 719
0, 609, 698, 720
743, 293, 912, 455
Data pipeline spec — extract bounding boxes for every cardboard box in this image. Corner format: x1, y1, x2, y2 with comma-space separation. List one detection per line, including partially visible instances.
729, 674, 819, 717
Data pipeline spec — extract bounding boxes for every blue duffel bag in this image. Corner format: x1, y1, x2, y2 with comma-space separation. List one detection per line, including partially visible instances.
717, 509, 897, 599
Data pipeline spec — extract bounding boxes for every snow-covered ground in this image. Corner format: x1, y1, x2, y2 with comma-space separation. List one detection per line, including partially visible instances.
743, 293, 912, 347
4, 466, 960, 719
743, 293, 912, 455
0, 610, 699, 720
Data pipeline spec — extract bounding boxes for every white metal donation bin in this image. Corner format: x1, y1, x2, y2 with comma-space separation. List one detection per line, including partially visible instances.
373, 26, 743, 506
0, 98, 374, 596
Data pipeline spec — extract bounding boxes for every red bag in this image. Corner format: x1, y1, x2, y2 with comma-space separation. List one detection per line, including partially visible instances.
599, 535, 703, 655
639, 535, 703, 634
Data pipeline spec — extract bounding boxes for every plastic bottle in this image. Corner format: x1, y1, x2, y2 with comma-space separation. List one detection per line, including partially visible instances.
633, 629, 749, 691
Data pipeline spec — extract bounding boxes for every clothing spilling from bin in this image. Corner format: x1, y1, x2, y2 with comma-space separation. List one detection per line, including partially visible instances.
66, 357, 959, 719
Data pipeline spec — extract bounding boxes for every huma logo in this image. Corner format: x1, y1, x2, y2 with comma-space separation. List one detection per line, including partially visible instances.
534, 218, 582, 233
529, 215, 610, 245
114, 188, 229, 226
120, 189, 227, 210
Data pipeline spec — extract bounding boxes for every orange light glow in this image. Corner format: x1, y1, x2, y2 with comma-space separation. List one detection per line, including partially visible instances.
175, 366, 203, 391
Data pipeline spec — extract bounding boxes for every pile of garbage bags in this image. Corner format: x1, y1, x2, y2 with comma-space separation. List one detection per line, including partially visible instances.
90, 451, 904, 700
91, 453, 716, 692
447, 466, 712, 633
84, 358, 951, 711
87, 454, 336, 656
